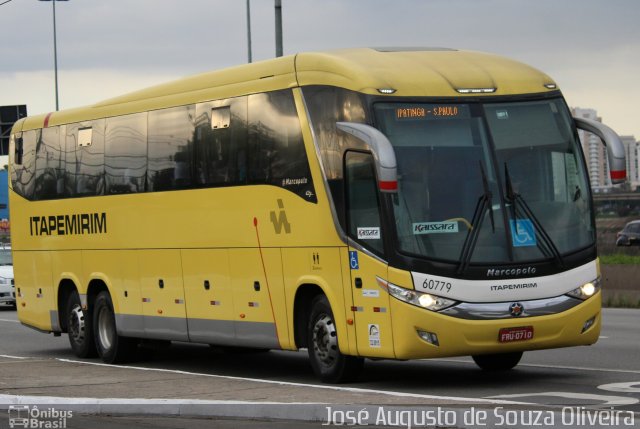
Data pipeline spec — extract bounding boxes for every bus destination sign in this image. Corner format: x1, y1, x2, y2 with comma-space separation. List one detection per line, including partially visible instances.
396, 106, 460, 119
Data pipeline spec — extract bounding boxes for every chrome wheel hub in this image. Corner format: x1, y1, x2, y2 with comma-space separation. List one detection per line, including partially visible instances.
69, 305, 85, 343
312, 314, 338, 368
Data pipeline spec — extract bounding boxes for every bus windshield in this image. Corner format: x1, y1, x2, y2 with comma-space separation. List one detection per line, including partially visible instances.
374, 98, 594, 264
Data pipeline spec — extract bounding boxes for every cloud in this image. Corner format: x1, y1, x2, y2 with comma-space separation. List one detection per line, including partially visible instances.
1, 0, 639, 136
0, 69, 180, 116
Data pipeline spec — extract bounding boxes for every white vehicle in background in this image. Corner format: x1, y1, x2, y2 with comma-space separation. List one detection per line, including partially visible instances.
0, 244, 15, 308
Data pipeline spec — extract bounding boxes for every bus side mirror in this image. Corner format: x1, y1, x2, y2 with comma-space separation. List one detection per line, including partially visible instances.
574, 117, 626, 184
336, 122, 398, 193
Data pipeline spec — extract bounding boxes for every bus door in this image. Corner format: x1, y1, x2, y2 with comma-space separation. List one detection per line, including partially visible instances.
345, 151, 395, 358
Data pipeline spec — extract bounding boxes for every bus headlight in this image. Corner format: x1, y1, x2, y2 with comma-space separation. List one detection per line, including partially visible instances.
377, 277, 457, 311
566, 278, 601, 300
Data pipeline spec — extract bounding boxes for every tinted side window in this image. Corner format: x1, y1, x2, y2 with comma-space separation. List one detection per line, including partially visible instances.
345, 151, 384, 255
105, 113, 147, 194
65, 121, 105, 197
148, 105, 195, 191
34, 126, 65, 200
248, 90, 316, 202
11, 129, 38, 199
194, 98, 247, 187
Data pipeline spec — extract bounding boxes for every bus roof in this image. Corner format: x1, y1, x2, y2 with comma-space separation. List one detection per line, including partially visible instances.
18, 47, 557, 131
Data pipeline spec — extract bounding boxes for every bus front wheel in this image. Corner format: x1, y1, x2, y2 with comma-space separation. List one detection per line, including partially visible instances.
307, 295, 363, 383
472, 351, 523, 371
93, 291, 137, 364
66, 291, 97, 358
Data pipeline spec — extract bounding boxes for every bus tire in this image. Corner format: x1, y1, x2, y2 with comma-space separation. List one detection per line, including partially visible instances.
66, 290, 97, 358
307, 295, 363, 383
472, 351, 523, 371
93, 291, 137, 364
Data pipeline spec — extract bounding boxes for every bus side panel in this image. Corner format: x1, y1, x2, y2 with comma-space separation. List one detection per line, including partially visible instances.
347, 249, 395, 358
182, 249, 235, 345
339, 248, 357, 355
114, 250, 144, 337
82, 250, 145, 337
51, 250, 83, 331
256, 248, 291, 349
82, 249, 119, 303
15, 251, 55, 331
139, 249, 188, 341
229, 248, 282, 349
282, 247, 351, 355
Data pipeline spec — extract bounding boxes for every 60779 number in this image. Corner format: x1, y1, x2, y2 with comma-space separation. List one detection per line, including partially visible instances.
422, 278, 452, 293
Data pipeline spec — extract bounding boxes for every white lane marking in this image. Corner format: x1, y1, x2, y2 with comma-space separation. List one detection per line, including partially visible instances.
0, 354, 30, 360
430, 358, 640, 375
55, 358, 527, 405
598, 381, 640, 393
0, 318, 19, 323
519, 363, 640, 375
599, 336, 609, 339
0, 394, 323, 405
488, 392, 639, 407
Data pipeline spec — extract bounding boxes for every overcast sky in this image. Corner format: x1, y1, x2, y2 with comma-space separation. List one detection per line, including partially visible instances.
1, 0, 638, 138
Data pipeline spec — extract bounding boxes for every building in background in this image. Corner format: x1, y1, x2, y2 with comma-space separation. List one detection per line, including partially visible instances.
572, 107, 612, 193
0, 105, 27, 156
0, 105, 25, 242
621, 135, 640, 191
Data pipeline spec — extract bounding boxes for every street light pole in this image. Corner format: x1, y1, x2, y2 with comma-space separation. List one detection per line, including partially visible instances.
52, 0, 59, 111
39, 0, 68, 111
246, 0, 252, 63
275, 0, 283, 57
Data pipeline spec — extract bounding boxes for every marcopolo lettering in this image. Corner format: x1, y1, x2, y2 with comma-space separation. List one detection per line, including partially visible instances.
413, 221, 458, 235
486, 267, 537, 277
29, 213, 107, 236
281, 177, 309, 187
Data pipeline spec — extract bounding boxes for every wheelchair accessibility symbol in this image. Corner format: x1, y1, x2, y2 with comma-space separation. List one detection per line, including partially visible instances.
510, 219, 536, 247
349, 251, 359, 270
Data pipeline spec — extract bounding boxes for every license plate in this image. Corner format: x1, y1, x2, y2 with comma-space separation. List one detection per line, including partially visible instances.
498, 326, 534, 343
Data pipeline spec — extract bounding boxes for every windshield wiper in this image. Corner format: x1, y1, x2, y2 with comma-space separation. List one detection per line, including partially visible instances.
457, 162, 495, 275
504, 163, 564, 268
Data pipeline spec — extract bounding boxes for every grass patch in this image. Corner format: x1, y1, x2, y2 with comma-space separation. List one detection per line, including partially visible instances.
603, 295, 640, 309
599, 254, 640, 265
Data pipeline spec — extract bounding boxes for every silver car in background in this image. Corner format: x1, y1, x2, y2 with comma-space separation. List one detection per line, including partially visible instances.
0, 244, 15, 307
616, 220, 640, 246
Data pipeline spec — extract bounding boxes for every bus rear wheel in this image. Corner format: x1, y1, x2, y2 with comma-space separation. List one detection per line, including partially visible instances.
472, 351, 523, 371
66, 291, 97, 358
307, 295, 363, 383
93, 291, 137, 364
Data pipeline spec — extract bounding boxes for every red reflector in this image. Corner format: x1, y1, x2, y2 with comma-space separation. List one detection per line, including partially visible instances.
498, 326, 534, 343
43, 112, 53, 128
610, 170, 626, 180
379, 180, 398, 191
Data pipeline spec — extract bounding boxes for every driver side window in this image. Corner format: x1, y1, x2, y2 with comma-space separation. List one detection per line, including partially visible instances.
345, 151, 384, 255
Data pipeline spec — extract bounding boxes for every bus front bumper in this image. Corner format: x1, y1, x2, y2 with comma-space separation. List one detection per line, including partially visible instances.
390, 291, 601, 360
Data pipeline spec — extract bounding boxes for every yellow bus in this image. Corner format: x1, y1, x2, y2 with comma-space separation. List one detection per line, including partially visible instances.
9, 48, 626, 383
